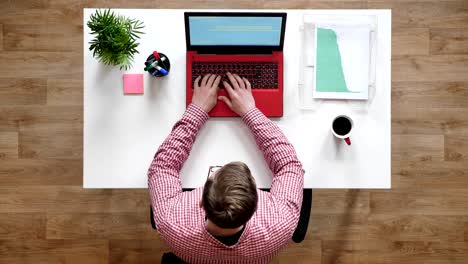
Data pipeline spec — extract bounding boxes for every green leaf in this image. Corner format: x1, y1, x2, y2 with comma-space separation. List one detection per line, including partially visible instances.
87, 9, 144, 69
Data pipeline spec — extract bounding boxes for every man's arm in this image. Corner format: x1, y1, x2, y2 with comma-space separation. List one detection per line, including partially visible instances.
147, 104, 208, 223
219, 73, 304, 219
242, 108, 304, 217
148, 74, 221, 225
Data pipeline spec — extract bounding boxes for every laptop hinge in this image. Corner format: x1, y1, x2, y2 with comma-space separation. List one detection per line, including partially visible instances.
197, 51, 273, 55
192, 47, 275, 55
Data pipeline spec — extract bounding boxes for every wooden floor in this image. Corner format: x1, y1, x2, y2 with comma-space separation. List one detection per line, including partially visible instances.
1, 0, 468, 263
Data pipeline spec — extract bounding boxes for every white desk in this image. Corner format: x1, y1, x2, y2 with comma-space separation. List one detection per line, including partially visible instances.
83, 9, 391, 189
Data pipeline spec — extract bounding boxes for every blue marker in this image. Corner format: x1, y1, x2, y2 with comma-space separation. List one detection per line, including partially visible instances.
155, 65, 168, 76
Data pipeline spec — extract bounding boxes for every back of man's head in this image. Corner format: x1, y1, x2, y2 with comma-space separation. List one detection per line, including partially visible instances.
202, 161, 258, 229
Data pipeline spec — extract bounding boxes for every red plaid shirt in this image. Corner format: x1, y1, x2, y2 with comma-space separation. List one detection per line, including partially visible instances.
148, 104, 304, 264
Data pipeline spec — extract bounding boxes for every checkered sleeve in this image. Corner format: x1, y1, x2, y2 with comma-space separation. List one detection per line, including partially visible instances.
242, 108, 304, 222
147, 103, 209, 225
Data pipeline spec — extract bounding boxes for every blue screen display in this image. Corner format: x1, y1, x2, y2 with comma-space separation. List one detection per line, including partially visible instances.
189, 16, 282, 46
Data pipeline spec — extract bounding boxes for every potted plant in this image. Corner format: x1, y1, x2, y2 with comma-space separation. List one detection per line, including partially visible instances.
87, 9, 144, 70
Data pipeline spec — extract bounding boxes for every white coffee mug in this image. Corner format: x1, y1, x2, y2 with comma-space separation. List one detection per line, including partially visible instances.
331, 115, 353, 145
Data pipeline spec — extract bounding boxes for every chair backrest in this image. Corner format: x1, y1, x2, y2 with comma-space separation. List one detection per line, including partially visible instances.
161, 252, 186, 264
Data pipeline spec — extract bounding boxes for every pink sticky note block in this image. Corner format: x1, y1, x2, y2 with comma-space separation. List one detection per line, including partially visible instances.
123, 74, 144, 94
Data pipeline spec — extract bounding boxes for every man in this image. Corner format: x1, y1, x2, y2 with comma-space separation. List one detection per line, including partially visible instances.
148, 72, 304, 263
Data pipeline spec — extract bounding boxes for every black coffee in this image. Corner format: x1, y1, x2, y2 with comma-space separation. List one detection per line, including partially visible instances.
333, 117, 352, 136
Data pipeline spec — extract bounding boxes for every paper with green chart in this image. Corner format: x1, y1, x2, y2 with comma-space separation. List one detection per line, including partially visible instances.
314, 23, 371, 100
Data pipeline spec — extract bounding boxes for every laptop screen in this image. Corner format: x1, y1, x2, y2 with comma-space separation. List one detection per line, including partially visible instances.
188, 16, 283, 46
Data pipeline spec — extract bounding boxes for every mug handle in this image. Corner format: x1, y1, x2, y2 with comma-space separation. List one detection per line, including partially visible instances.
345, 137, 351, 145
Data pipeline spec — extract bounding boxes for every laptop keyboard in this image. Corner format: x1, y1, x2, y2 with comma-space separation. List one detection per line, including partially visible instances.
191, 62, 279, 89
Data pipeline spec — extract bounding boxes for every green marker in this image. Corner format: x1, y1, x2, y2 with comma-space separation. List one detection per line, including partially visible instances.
145, 61, 158, 71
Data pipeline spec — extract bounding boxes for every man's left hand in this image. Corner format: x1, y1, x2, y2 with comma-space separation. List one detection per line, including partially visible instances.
192, 74, 221, 113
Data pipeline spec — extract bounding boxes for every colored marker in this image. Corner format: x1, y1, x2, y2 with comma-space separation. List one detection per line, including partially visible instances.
144, 60, 158, 71
153, 51, 160, 60
155, 65, 168, 76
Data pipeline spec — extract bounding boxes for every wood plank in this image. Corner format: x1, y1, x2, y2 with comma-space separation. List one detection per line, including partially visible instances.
46, 213, 155, 239
392, 160, 468, 189
0, 213, 46, 239
0, 52, 82, 79
309, 213, 368, 241
364, 241, 468, 264
393, 28, 430, 55
51, 0, 159, 9
368, 1, 468, 29
465, 224, 468, 242
271, 240, 321, 264
0, 52, 48, 79
42, 1, 158, 26
10, 108, 82, 161
0, 131, 18, 159
47, 79, 82, 106
19, 124, 81, 159
48, 8, 83, 25
52, 0, 159, 24
0, 24, 3, 51
48, 0, 97, 8
262, 1, 367, 9
392, 135, 444, 162
0, 159, 82, 186
156, 0, 368, 8
109, 239, 170, 264
0, 8, 82, 25
0, 239, 108, 264
0, 105, 82, 131
3, 24, 82, 52
316, 210, 468, 244
90, 0, 158, 8
392, 107, 468, 135
46, 52, 82, 80
321, 240, 368, 264
0, 78, 47, 105
370, 189, 468, 215
0, 186, 149, 213
431, 28, 468, 55
393, 55, 468, 82
367, 214, 468, 242
312, 190, 369, 214
0, 0, 48, 10
322, 240, 468, 264
157, 0, 263, 8
0, 0, 107, 25
392, 81, 468, 108
445, 134, 468, 161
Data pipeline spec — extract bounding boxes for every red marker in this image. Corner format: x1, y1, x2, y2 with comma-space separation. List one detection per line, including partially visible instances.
152, 51, 160, 60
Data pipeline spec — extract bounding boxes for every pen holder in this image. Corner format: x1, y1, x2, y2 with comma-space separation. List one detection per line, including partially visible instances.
144, 52, 171, 77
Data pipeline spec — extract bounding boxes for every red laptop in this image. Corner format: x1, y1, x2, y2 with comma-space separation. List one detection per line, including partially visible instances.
185, 12, 287, 117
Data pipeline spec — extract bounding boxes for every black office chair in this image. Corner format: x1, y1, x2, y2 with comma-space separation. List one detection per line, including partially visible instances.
150, 188, 312, 241
293, 189, 312, 243
161, 252, 186, 263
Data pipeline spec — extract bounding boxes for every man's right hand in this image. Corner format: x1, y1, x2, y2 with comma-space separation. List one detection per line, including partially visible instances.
218, 72, 256, 116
